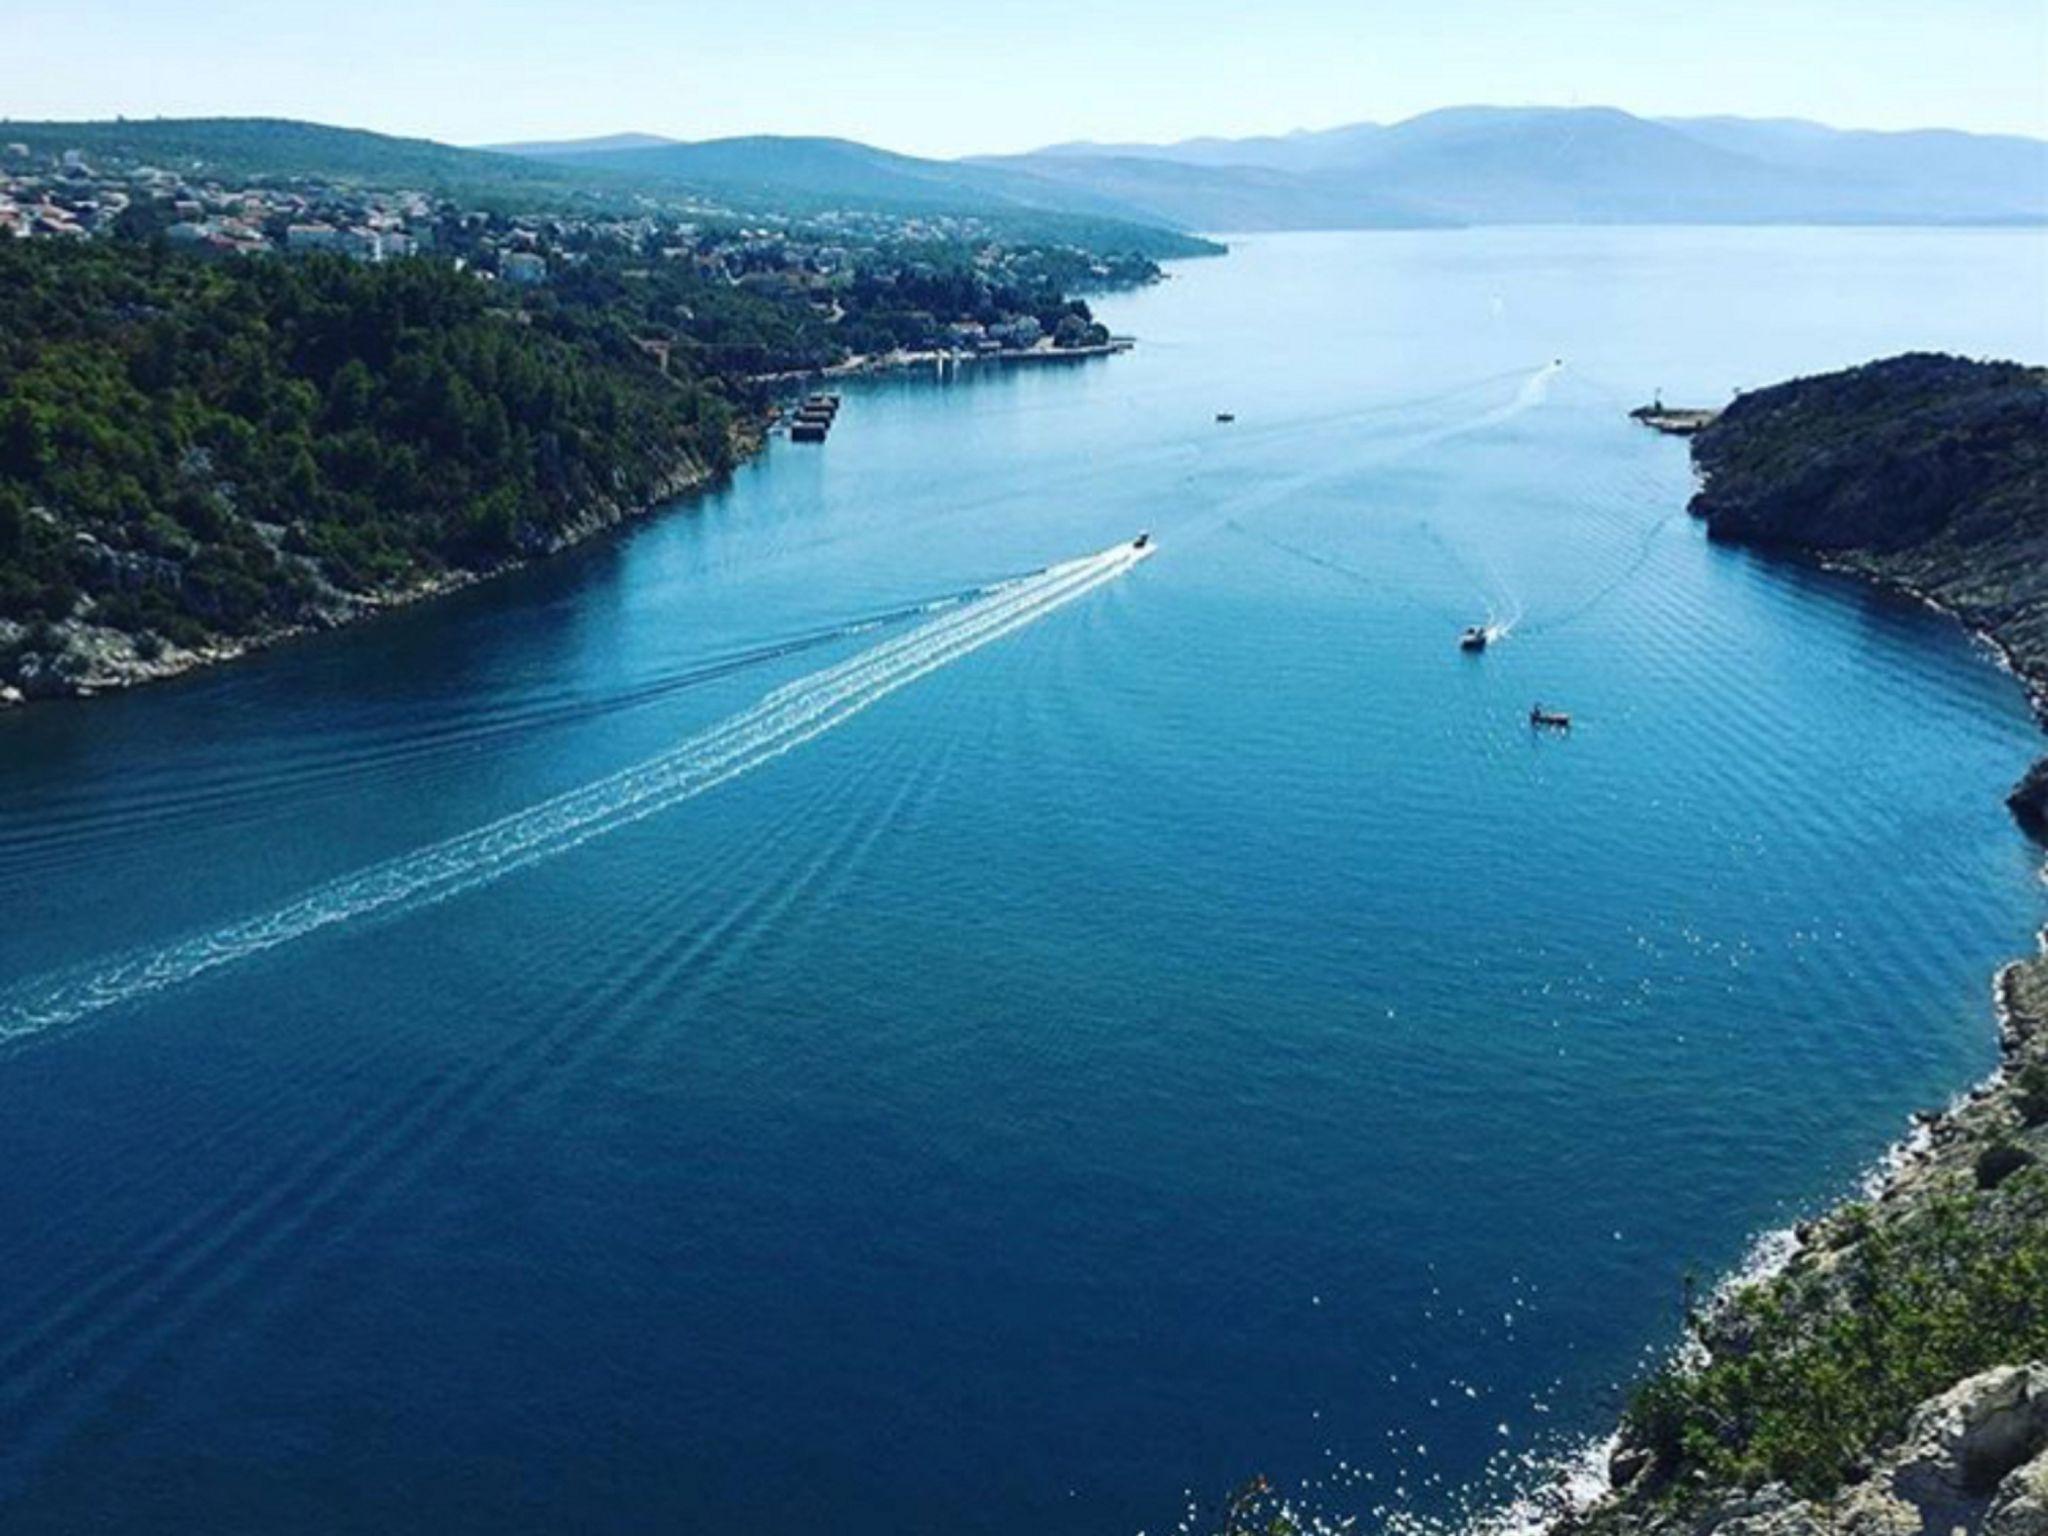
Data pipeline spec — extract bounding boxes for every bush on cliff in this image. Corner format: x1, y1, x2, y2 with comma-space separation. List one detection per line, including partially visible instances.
1625, 1166, 2048, 1500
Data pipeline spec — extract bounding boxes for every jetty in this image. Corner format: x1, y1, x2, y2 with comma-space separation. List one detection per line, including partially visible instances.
1629, 399, 1719, 436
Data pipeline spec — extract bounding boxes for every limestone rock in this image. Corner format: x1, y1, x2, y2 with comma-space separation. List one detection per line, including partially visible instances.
1829, 1482, 1919, 1536
1894, 1364, 2048, 1504
1988, 1449, 2048, 1536
2008, 758, 2048, 841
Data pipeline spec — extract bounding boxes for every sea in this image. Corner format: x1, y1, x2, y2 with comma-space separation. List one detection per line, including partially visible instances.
2, 225, 2045, 1535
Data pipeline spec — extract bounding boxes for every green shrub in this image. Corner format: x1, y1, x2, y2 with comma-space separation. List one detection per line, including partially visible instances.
1622, 1168, 2048, 1501
2015, 1063, 2048, 1128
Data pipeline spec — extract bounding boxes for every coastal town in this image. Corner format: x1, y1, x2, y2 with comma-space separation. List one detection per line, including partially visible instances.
0, 138, 1147, 370
0, 126, 1169, 711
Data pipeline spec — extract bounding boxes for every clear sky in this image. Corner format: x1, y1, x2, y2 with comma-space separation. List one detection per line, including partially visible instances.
6, 0, 2045, 156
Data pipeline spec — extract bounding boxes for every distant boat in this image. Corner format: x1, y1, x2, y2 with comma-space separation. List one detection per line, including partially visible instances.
1529, 704, 1571, 728
1459, 625, 1489, 652
1132, 530, 1152, 550
1215, 412, 1236, 423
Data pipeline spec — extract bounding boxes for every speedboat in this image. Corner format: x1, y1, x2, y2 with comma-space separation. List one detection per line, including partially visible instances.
1132, 530, 1152, 550
1529, 704, 1571, 728
1459, 625, 1489, 652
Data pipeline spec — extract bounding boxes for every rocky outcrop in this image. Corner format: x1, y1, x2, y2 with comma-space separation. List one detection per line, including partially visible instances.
2008, 760, 2048, 840
1893, 1364, 2048, 1505
1689, 354, 2046, 558
1988, 1448, 2048, 1536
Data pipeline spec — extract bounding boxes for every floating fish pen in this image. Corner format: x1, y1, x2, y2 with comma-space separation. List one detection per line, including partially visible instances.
786, 391, 840, 443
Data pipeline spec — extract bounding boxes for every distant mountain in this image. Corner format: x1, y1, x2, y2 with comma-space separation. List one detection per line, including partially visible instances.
978, 151, 1451, 232
1658, 116, 2048, 216
502, 134, 1222, 254
1030, 122, 1392, 176
483, 132, 680, 157
992, 106, 2048, 229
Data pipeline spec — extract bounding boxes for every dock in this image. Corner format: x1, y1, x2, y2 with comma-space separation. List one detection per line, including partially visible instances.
1628, 403, 1720, 436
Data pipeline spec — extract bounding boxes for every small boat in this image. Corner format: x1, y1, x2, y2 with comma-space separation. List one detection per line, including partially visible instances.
1459, 625, 1489, 652
1215, 412, 1236, 423
1132, 530, 1152, 550
1529, 704, 1571, 729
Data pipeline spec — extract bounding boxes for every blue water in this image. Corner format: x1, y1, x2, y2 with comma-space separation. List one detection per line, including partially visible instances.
2, 227, 2045, 1535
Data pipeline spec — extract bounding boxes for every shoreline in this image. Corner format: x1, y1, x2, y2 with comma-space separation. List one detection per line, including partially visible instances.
751, 336, 1135, 387
0, 332, 1145, 713
1545, 373, 2048, 1536
0, 447, 736, 713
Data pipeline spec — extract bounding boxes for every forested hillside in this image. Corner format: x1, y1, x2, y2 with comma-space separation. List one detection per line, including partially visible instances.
0, 238, 738, 674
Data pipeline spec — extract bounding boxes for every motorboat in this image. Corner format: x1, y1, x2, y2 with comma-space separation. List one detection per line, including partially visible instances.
1529, 704, 1571, 728
1132, 530, 1152, 550
1459, 625, 1489, 652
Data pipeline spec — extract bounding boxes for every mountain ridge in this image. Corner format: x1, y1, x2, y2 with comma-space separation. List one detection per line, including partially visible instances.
984, 106, 2048, 229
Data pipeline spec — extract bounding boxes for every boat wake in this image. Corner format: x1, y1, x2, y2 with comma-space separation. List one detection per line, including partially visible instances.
1394, 359, 1562, 463
0, 540, 1153, 1043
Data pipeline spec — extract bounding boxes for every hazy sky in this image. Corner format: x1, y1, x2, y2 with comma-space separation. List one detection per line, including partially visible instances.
7, 0, 2045, 155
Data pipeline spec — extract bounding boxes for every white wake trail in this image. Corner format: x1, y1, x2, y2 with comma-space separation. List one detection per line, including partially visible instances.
1, 541, 1152, 1041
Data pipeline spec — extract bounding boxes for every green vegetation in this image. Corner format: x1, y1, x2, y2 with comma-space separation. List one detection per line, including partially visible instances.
0, 236, 739, 646
0, 223, 1140, 682
0, 117, 605, 211
1690, 353, 2047, 556
1623, 1166, 2048, 1501
2017, 1062, 2048, 1127
538, 244, 1112, 374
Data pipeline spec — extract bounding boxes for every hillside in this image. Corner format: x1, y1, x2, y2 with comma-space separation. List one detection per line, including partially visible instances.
0, 238, 739, 700
988, 107, 2048, 230
0, 118, 1219, 257
484, 132, 681, 157
0, 117, 592, 205
503, 134, 1222, 255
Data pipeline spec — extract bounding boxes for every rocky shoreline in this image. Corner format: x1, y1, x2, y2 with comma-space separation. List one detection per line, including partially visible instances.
1570, 959, 2048, 1536
0, 448, 733, 711
1556, 354, 2048, 1536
